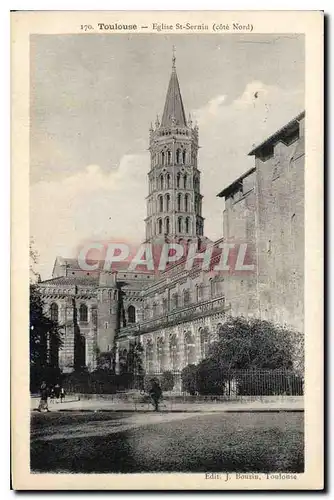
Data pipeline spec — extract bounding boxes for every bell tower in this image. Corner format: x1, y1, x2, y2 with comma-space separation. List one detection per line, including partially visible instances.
145, 50, 204, 245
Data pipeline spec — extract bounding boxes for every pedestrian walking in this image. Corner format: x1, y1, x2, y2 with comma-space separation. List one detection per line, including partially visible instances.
49, 386, 55, 404
149, 379, 162, 412
54, 383, 60, 401
60, 387, 66, 403
37, 381, 50, 412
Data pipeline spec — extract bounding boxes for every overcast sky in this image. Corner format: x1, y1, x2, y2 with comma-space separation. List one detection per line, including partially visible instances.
30, 34, 304, 279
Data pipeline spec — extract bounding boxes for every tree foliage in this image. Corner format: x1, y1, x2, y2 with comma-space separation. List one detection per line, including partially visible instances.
160, 371, 175, 392
181, 364, 198, 395
30, 284, 63, 389
180, 317, 304, 396
196, 358, 227, 395
208, 316, 302, 371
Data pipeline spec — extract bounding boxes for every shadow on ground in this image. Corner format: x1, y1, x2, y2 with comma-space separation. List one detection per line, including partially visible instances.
31, 411, 304, 473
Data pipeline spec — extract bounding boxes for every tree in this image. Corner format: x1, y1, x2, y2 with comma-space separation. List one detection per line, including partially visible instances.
30, 284, 63, 390
30, 237, 41, 284
196, 358, 227, 395
181, 364, 198, 395
161, 371, 175, 392
127, 341, 144, 375
208, 316, 302, 371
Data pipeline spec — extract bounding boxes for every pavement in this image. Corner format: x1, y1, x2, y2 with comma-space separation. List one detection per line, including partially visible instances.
31, 395, 304, 413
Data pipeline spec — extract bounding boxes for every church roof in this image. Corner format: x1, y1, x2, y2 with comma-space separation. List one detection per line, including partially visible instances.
40, 276, 99, 287
161, 60, 187, 128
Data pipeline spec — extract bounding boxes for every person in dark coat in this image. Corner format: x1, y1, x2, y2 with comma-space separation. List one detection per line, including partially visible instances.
149, 379, 162, 412
54, 383, 61, 400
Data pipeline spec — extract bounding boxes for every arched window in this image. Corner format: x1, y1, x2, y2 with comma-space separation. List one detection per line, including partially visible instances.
177, 193, 182, 211
176, 148, 181, 164
158, 218, 163, 234
172, 293, 179, 309
183, 174, 187, 189
158, 195, 163, 212
183, 288, 190, 306
185, 217, 190, 234
197, 283, 205, 301
194, 176, 199, 191
128, 305, 136, 324
159, 174, 164, 190
157, 338, 166, 373
170, 334, 178, 370
185, 194, 189, 212
161, 151, 165, 166
178, 217, 183, 233
165, 193, 170, 211
167, 151, 171, 165
184, 332, 196, 365
146, 340, 154, 373
165, 217, 170, 234
200, 328, 210, 359
119, 348, 128, 374
79, 303, 88, 322
176, 172, 181, 188
50, 303, 59, 322
182, 150, 186, 164
166, 173, 171, 188
162, 297, 168, 314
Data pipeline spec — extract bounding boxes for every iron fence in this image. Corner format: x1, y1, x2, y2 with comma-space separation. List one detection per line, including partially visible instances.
63, 368, 303, 397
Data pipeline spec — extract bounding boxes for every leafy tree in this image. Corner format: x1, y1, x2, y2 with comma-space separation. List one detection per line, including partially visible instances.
161, 371, 175, 392
30, 284, 63, 390
30, 237, 41, 284
196, 358, 227, 395
181, 364, 198, 395
208, 316, 302, 371
127, 341, 144, 375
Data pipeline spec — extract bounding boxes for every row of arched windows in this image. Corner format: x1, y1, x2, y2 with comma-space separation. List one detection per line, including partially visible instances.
150, 173, 200, 192
157, 193, 192, 213
145, 326, 219, 372
144, 281, 224, 320
156, 216, 192, 235
49, 303, 88, 323
153, 148, 187, 167
157, 172, 191, 191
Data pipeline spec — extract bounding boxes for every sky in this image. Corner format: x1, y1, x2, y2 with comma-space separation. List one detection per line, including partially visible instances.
30, 34, 305, 279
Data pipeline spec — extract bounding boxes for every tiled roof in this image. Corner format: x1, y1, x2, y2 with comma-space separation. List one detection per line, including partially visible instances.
39, 276, 99, 287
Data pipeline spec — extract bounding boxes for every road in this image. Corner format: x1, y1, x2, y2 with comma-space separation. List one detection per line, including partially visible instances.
31, 410, 304, 473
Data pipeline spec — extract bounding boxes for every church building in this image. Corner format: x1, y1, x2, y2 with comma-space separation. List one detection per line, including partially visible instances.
37, 54, 304, 376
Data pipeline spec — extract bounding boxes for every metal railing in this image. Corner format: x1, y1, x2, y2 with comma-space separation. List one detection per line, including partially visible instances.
118, 296, 227, 337
63, 369, 304, 398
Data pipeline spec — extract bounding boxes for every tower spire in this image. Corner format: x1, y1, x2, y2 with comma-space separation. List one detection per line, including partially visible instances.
161, 47, 186, 128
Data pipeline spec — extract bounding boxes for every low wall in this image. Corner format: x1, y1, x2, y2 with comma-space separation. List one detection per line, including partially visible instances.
73, 392, 304, 405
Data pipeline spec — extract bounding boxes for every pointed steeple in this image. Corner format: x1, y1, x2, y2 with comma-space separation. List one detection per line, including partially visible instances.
161, 48, 187, 128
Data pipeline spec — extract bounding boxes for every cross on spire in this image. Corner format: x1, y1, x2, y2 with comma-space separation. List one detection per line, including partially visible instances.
172, 45, 176, 70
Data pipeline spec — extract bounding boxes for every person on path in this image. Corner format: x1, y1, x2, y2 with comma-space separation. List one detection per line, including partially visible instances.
38, 381, 50, 412
54, 383, 61, 401
149, 379, 162, 412
60, 387, 66, 403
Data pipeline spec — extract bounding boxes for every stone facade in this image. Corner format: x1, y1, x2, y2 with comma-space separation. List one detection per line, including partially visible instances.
218, 111, 305, 332
37, 57, 305, 375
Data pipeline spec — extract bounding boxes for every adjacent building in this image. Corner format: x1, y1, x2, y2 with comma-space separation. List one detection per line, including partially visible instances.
218, 111, 305, 332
